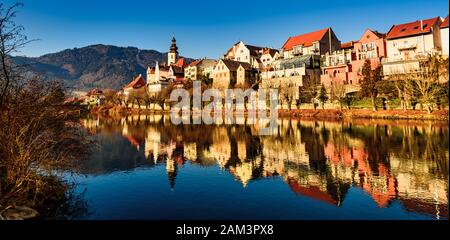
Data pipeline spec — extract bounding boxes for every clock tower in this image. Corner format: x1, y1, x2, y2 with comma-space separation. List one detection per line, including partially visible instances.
168, 36, 178, 65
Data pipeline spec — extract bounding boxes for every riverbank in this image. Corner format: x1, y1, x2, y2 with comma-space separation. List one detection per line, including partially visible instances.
92, 105, 449, 121
280, 109, 449, 121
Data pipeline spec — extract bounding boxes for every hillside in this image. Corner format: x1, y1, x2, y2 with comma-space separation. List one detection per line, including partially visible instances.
13, 44, 190, 90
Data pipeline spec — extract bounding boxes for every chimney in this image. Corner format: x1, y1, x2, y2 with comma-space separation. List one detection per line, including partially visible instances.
421, 20, 423, 30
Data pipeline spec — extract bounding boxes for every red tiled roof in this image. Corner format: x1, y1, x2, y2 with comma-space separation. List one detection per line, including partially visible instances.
340, 41, 355, 49
287, 179, 337, 205
282, 28, 329, 51
124, 75, 146, 89
387, 17, 441, 39
175, 58, 187, 68
441, 16, 449, 28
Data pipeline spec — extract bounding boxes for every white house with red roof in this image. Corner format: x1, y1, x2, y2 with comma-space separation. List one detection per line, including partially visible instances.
383, 17, 443, 75
441, 16, 449, 57
121, 74, 147, 106
281, 28, 341, 59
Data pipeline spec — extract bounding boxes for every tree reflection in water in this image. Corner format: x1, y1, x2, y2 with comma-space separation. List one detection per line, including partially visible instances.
81, 115, 449, 219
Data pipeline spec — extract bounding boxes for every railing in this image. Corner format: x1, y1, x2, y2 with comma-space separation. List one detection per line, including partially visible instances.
397, 43, 417, 50
323, 59, 350, 67
360, 45, 377, 52
381, 56, 426, 64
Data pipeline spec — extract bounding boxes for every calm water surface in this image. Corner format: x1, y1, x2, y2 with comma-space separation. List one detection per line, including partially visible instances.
69, 115, 448, 220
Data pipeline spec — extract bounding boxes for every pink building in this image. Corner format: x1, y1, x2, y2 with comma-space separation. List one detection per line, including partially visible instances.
321, 41, 356, 87
352, 29, 387, 80
321, 29, 386, 88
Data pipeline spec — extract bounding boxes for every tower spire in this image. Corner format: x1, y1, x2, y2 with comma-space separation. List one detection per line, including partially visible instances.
168, 34, 178, 65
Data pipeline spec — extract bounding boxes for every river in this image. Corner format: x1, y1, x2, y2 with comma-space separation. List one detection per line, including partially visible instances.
66, 115, 448, 220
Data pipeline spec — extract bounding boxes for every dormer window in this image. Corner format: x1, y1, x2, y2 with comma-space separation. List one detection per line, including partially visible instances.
294, 45, 303, 54
313, 42, 320, 52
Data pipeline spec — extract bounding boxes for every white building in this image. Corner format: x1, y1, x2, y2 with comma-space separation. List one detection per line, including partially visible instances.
224, 41, 264, 69
383, 17, 443, 75
441, 16, 449, 57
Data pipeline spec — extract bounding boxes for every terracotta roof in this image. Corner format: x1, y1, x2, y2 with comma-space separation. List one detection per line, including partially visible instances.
441, 16, 449, 28
174, 58, 187, 68
340, 41, 355, 49
282, 28, 329, 51
386, 17, 441, 39
124, 75, 146, 89
287, 179, 337, 205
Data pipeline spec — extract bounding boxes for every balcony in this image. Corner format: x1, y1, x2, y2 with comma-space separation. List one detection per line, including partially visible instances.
381, 55, 426, 64
360, 45, 377, 52
323, 58, 351, 67
397, 43, 417, 51
382, 57, 424, 75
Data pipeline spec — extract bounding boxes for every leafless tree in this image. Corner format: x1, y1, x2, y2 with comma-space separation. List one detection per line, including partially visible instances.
387, 55, 449, 113
330, 80, 347, 110
1, 2, 90, 215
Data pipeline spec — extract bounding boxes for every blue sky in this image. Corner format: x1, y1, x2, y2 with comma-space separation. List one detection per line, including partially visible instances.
6, 0, 449, 59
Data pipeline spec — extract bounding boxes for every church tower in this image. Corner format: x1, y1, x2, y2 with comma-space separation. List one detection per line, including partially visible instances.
168, 36, 178, 65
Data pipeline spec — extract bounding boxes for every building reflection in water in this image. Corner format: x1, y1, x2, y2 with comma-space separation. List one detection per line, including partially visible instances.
81, 115, 449, 219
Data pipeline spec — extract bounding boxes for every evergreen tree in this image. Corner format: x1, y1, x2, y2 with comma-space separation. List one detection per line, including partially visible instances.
360, 60, 383, 111
318, 84, 328, 109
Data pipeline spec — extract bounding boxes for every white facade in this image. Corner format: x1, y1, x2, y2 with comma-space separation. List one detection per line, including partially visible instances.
234, 42, 252, 63
385, 34, 438, 62
441, 27, 449, 56
225, 41, 263, 69
283, 42, 320, 59
261, 51, 280, 67
383, 29, 443, 75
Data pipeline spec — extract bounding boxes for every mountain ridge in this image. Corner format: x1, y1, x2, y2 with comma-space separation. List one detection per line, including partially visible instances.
13, 44, 192, 90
